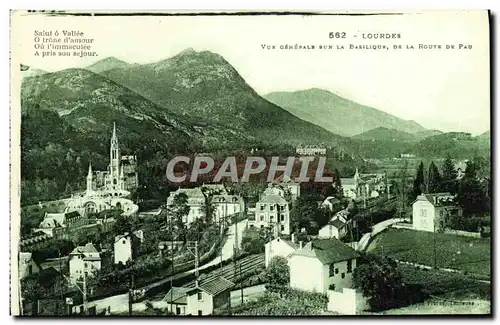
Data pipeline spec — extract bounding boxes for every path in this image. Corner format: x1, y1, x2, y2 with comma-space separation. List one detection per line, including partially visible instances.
75, 219, 248, 314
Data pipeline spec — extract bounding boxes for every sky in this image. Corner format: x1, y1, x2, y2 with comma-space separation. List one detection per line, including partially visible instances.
11, 10, 490, 135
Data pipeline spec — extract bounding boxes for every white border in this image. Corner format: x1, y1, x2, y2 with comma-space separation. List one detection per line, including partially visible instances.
3, 1, 498, 324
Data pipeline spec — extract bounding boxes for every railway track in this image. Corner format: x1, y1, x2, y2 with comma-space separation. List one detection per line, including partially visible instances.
186, 254, 265, 287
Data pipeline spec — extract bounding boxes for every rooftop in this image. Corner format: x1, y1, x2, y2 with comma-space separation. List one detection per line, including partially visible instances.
259, 194, 288, 205
187, 277, 235, 296
163, 287, 190, 304
292, 238, 359, 265
70, 243, 99, 255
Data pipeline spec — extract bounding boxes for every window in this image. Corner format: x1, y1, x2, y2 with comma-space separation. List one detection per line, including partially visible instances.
260, 205, 265, 211
176, 307, 181, 315
84, 263, 88, 268
335, 268, 339, 274
198, 292, 203, 301
198, 310, 203, 316
280, 214, 285, 222
341, 272, 345, 279
281, 225, 285, 231
329, 264, 335, 276
270, 206, 274, 211
122, 239, 126, 244
260, 215, 264, 221
347, 259, 352, 273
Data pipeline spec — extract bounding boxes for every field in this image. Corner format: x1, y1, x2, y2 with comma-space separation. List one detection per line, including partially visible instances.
367, 228, 491, 278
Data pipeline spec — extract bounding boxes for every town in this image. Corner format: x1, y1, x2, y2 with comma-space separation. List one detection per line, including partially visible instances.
18, 123, 491, 316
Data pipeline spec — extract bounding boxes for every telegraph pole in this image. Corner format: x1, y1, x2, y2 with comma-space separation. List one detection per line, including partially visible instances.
187, 241, 199, 285
169, 208, 174, 313
128, 274, 134, 315
82, 271, 87, 315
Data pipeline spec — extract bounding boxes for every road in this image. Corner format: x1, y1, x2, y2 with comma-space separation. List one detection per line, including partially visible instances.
75, 218, 248, 314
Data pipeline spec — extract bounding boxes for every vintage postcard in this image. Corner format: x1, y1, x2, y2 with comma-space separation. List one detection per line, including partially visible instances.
10, 10, 491, 316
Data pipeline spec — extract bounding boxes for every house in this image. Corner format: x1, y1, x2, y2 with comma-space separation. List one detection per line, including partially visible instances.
412, 193, 462, 232
318, 219, 348, 240
273, 173, 301, 202
19, 252, 41, 279
318, 208, 357, 240
163, 287, 190, 315
69, 243, 101, 284
265, 236, 300, 268
35, 211, 88, 235
114, 230, 143, 265
321, 196, 343, 212
289, 238, 359, 293
296, 144, 327, 156
252, 184, 291, 235
165, 277, 235, 315
340, 169, 387, 200
167, 186, 243, 226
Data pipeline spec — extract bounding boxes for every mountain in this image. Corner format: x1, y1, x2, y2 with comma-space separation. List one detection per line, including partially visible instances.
98, 49, 346, 146
413, 129, 443, 140
86, 57, 131, 73
413, 132, 490, 158
21, 68, 253, 154
263, 88, 427, 137
20, 64, 47, 78
352, 127, 417, 141
477, 130, 490, 139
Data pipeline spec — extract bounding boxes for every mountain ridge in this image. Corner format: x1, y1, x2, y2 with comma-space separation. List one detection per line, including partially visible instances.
264, 88, 427, 137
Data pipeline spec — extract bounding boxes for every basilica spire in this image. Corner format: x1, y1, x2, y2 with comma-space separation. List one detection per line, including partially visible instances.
87, 163, 93, 177
112, 122, 117, 140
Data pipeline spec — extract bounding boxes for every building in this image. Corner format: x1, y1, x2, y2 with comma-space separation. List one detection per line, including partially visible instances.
68, 243, 101, 284
318, 219, 348, 240
289, 238, 359, 293
114, 230, 144, 265
272, 173, 301, 202
34, 211, 88, 236
340, 169, 387, 200
164, 277, 235, 315
89, 123, 138, 192
162, 287, 190, 315
19, 252, 41, 279
252, 184, 291, 235
412, 193, 462, 232
167, 185, 244, 226
264, 236, 300, 268
296, 145, 327, 156
321, 196, 343, 212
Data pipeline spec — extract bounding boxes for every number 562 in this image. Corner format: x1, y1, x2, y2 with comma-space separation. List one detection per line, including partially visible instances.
329, 32, 346, 39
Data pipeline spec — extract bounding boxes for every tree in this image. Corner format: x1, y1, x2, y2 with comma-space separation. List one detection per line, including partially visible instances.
112, 215, 133, 235
241, 227, 265, 254
200, 187, 222, 226
352, 254, 403, 310
332, 168, 343, 198
440, 154, 458, 194
412, 161, 425, 199
167, 192, 190, 240
290, 196, 329, 235
457, 160, 487, 217
21, 277, 47, 314
266, 256, 290, 294
427, 161, 442, 193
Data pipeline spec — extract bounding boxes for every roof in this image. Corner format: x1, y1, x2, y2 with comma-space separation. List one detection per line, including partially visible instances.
163, 287, 190, 304
258, 194, 288, 204
267, 237, 300, 249
414, 193, 456, 207
70, 243, 99, 255
324, 196, 341, 205
65, 211, 82, 220
329, 219, 346, 229
292, 238, 359, 265
340, 178, 356, 186
187, 277, 235, 296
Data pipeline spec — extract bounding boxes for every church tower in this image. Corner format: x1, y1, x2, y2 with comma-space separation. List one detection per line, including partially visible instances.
86, 163, 93, 195
109, 122, 121, 190
354, 168, 360, 196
